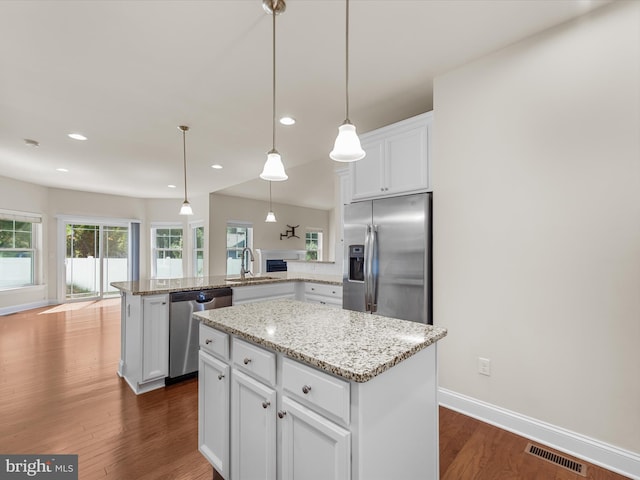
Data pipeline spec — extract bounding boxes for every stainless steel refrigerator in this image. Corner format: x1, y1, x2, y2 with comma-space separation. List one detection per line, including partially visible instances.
343, 192, 432, 324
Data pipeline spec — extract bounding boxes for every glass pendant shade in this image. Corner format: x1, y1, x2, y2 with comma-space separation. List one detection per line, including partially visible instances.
330, 122, 366, 162
260, 150, 288, 181
179, 200, 193, 216
265, 211, 277, 222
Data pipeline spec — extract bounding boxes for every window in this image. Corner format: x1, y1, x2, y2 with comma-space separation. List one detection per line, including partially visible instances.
305, 230, 323, 261
226, 223, 253, 276
192, 224, 205, 277
0, 213, 40, 289
152, 226, 183, 278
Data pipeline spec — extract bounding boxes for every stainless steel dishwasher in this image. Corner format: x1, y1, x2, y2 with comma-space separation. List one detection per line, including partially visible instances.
168, 287, 232, 382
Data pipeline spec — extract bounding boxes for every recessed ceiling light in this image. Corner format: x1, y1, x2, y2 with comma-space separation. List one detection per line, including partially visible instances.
168, 184, 177, 188
211, 164, 223, 169
56, 168, 68, 172
68, 133, 87, 141
279, 116, 296, 126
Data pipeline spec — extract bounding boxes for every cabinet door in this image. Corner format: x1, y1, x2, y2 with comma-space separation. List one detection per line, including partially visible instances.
384, 122, 429, 197
351, 137, 384, 201
231, 370, 276, 480
141, 295, 169, 381
199, 351, 230, 479
280, 397, 351, 480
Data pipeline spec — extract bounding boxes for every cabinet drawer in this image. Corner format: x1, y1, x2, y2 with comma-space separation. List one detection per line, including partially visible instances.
304, 283, 342, 299
232, 338, 276, 386
199, 324, 229, 360
282, 358, 350, 425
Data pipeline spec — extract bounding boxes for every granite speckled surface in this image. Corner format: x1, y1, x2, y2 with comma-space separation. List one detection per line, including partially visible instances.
110, 272, 341, 295
195, 299, 447, 383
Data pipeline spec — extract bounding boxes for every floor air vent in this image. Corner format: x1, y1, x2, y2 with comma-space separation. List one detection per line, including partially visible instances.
525, 443, 587, 477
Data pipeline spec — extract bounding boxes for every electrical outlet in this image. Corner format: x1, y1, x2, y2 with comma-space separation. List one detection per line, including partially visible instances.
478, 357, 491, 376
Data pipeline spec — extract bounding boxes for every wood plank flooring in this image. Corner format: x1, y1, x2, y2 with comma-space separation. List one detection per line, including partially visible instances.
0, 299, 630, 479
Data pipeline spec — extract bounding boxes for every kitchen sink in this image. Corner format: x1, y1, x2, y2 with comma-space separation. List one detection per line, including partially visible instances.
224, 276, 280, 283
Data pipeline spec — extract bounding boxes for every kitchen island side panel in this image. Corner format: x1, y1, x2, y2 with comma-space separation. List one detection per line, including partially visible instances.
351, 344, 438, 480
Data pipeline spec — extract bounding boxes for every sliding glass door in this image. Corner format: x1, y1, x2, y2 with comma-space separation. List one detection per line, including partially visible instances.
65, 223, 128, 300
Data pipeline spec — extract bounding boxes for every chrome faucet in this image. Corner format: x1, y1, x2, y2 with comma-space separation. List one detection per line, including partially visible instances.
240, 247, 254, 280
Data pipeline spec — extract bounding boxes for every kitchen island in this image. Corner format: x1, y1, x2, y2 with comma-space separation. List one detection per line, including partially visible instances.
195, 299, 447, 480
111, 273, 342, 394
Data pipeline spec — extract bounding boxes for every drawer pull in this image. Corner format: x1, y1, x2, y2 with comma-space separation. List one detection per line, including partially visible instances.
205, 339, 213, 345
302, 385, 312, 395
262, 401, 270, 409
243, 357, 252, 365
277, 410, 287, 419
218, 374, 225, 380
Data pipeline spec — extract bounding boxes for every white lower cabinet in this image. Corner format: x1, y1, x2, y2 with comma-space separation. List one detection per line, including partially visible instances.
279, 396, 350, 480
231, 370, 277, 480
141, 295, 169, 382
199, 351, 230, 479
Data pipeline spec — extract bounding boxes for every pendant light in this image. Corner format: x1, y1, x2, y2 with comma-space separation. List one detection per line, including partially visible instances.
330, 0, 365, 162
265, 181, 277, 223
260, 0, 288, 181
178, 125, 194, 216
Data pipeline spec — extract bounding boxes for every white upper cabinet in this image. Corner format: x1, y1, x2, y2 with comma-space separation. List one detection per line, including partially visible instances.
350, 111, 432, 201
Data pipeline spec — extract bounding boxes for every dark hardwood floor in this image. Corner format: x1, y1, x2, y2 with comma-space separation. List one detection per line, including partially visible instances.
0, 300, 630, 479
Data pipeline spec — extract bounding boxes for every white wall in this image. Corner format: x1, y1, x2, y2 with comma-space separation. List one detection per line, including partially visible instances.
209, 193, 331, 276
433, 0, 639, 456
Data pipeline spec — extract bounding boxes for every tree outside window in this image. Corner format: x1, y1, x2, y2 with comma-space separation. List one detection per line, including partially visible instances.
193, 225, 205, 277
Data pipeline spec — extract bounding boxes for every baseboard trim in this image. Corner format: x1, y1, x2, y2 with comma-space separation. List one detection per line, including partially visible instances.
0, 300, 54, 316
439, 388, 640, 480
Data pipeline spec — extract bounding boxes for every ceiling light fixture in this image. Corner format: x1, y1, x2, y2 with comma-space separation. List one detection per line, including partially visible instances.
330, 0, 365, 162
68, 133, 87, 141
178, 125, 193, 216
56, 168, 68, 173
260, 0, 288, 182
211, 164, 223, 170
24, 139, 40, 148
265, 181, 277, 223
279, 116, 295, 126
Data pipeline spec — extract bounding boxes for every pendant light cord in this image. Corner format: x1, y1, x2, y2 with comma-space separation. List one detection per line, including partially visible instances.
345, 0, 350, 123
269, 181, 273, 209
272, 2, 277, 151
182, 128, 188, 202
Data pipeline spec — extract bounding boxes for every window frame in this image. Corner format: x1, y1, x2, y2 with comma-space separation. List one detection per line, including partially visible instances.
151, 224, 184, 279
191, 223, 205, 278
305, 229, 323, 261
226, 222, 253, 276
0, 211, 42, 290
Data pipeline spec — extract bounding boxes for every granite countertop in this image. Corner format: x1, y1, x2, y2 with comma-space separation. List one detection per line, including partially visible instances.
110, 272, 342, 295
195, 299, 447, 383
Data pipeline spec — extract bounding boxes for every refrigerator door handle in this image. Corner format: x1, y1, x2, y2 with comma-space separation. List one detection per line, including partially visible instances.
370, 225, 378, 313
364, 224, 372, 312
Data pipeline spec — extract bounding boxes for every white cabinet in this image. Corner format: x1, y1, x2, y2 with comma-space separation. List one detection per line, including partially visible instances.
141, 295, 169, 381
119, 292, 169, 394
231, 369, 277, 480
302, 283, 342, 307
232, 282, 296, 305
280, 396, 350, 480
199, 350, 230, 479
351, 111, 432, 201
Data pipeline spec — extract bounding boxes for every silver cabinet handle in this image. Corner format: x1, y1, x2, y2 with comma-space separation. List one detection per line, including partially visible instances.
205, 339, 213, 345
302, 385, 312, 394
218, 374, 225, 380
262, 401, 270, 409
277, 410, 287, 419
243, 357, 252, 365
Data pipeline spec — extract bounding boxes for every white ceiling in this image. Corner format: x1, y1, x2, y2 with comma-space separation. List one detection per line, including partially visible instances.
0, 0, 611, 211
